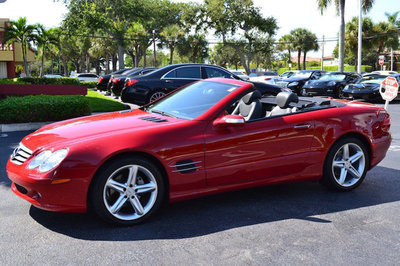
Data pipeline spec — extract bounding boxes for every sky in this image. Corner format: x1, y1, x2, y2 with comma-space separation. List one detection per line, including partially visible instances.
0, 0, 399, 57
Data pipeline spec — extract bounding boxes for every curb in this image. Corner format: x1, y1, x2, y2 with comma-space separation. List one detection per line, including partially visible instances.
0, 121, 53, 133
0, 112, 113, 133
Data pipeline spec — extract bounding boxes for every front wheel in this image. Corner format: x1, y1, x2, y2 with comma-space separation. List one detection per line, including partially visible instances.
90, 156, 165, 225
322, 137, 369, 191
335, 86, 344, 99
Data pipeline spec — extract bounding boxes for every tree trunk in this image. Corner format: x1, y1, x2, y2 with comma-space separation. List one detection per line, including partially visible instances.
85, 54, 90, 72
303, 50, 307, 70
297, 49, 301, 70
51, 55, 54, 75
62, 57, 68, 76
41, 48, 45, 77
338, 0, 345, 72
354, 49, 358, 72
143, 47, 147, 67
22, 44, 29, 77
134, 46, 139, 67
117, 43, 125, 70
105, 54, 110, 74
112, 54, 117, 72
169, 46, 174, 65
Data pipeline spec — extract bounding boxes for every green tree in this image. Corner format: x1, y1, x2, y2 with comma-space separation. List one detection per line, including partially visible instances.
290, 28, 308, 70
277, 34, 295, 69
177, 34, 208, 63
317, 0, 375, 72
160, 24, 185, 64
301, 30, 319, 70
36, 25, 59, 76
3, 17, 38, 76
209, 43, 241, 69
126, 23, 148, 67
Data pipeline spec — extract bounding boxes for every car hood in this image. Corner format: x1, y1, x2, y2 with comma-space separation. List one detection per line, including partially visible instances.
21, 109, 180, 151
344, 83, 380, 91
284, 77, 308, 83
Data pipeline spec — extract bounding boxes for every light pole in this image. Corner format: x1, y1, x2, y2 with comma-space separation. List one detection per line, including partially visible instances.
153, 30, 157, 67
357, 0, 362, 74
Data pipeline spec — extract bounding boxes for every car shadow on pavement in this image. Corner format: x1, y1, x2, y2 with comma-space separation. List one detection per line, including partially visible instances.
29, 165, 400, 241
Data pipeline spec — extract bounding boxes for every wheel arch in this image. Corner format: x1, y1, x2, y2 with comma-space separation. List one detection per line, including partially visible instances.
326, 131, 372, 170
86, 150, 170, 209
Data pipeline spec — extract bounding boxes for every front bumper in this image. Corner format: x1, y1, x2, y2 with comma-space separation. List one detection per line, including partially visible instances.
6, 159, 88, 213
304, 86, 335, 96
342, 89, 381, 101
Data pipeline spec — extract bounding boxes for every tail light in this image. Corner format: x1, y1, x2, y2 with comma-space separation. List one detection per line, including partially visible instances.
377, 109, 391, 132
98, 77, 103, 83
113, 78, 120, 83
126, 79, 138, 87
264, 78, 271, 81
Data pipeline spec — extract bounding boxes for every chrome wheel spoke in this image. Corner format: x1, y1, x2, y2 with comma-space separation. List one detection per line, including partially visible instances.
135, 182, 156, 194
333, 160, 345, 168
338, 168, 348, 185
109, 194, 128, 214
349, 151, 363, 164
348, 165, 361, 179
106, 179, 126, 194
129, 196, 145, 216
127, 165, 138, 186
343, 144, 350, 160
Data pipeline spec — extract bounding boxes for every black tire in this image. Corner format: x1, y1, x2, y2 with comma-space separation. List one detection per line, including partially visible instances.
334, 86, 344, 99
321, 137, 369, 191
90, 156, 165, 226
148, 90, 166, 104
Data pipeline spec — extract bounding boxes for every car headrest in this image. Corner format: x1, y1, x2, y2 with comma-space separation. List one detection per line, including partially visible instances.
242, 90, 262, 105
276, 92, 299, 109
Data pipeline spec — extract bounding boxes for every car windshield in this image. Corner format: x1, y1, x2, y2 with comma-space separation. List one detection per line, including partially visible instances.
360, 75, 386, 84
319, 73, 346, 81
146, 81, 240, 120
291, 71, 312, 79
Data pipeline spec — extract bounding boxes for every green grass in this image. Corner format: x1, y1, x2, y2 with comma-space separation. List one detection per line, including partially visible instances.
86, 89, 126, 112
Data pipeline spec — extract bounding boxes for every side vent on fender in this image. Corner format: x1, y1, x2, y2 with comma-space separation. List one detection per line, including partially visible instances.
171, 160, 202, 173
140, 116, 168, 123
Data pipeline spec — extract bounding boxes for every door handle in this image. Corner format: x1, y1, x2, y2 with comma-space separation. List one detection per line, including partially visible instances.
294, 124, 311, 129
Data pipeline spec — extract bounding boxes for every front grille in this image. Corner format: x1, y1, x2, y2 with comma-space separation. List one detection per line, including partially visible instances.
140, 116, 168, 123
10, 143, 32, 165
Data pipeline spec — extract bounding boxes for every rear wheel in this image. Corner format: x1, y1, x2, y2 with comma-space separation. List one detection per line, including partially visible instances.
148, 90, 166, 103
335, 86, 344, 99
90, 156, 165, 225
322, 137, 369, 191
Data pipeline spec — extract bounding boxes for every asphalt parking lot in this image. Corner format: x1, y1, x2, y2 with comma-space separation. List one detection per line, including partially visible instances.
1, 101, 400, 265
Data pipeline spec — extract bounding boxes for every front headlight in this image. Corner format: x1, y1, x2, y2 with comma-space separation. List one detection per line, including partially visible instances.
28, 149, 68, 173
328, 81, 336, 86
344, 85, 349, 90
289, 81, 298, 87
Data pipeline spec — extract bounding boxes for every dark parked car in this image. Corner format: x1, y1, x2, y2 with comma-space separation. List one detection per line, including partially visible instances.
303, 72, 361, 98
97, 68, 132, 91
343, 73, 399, 102
121, 64, 241, 105
276, 70, 327, 95
110, 67, 158, 97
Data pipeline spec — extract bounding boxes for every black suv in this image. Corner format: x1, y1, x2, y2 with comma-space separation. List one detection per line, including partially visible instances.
121, 64, 240, 105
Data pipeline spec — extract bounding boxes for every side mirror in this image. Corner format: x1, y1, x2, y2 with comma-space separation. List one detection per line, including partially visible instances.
213, 115, 245, 128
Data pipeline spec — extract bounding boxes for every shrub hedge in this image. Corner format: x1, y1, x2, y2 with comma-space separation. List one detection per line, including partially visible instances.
0, 95, 91, 123
79, 81, 97, 88
277, 65, 373, 75
18, 77, 80, 85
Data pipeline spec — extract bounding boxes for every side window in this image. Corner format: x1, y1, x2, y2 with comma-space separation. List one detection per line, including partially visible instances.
312, 72, 321, 79
205, 67, 231, 78
175, 67, 201, 79
164, 70, 176, 78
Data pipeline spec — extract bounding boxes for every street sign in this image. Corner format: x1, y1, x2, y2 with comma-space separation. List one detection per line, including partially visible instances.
380, 76, 399, 109
379, 58, 384, 66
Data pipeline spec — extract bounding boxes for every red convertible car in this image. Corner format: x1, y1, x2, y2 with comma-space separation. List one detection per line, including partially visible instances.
7, 78, 391, 225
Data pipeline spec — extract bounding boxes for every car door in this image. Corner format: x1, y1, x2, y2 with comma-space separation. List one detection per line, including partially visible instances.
204, 114, 315, 186
161, 66, 202, 91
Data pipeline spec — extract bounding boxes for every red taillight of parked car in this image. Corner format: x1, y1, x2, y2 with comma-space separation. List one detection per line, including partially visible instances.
98, 77, 103, 83
264, 77, 271, 81
377, 110, 391, 132
126, 79, 138, 87
113, 78, 120, 83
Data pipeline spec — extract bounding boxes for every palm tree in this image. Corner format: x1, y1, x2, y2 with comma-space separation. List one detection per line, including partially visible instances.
317, 0, 375, 72
290, 28, 308, 70
3, 17, 37, 76
160, 24, 185, 64
302, 31, 319, 70
127, 23, 148, 67
36, 25, 59, 76
277, 34, 294, 69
